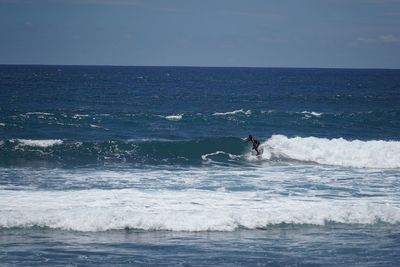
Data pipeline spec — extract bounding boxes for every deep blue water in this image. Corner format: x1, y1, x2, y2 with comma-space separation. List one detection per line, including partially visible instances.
0, 65, 400, 266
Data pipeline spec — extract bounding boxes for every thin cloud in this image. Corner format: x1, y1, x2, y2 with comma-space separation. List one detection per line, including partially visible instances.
0, 0, 142, 5
359, 0, 400, 3
357, 34, 400, 44
0, 0, 188, 14
225, 10, 284, 21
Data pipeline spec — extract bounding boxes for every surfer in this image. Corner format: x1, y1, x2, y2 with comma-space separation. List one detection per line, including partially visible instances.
245, 135, 261, 156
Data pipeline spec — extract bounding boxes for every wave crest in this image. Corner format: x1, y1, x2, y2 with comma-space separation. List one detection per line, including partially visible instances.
265, 135, 400, 168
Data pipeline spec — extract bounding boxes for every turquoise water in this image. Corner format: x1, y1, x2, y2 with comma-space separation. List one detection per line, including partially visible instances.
0, 65, 400, 266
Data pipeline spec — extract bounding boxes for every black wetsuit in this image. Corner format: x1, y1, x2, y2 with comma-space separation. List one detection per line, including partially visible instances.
252, 139, 260, 150
247, 136, 261, 155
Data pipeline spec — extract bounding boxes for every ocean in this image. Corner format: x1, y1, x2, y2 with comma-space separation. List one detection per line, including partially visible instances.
0, 65, 399, 266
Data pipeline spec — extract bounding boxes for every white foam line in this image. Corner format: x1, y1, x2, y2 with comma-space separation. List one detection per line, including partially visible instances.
201, 151, 241, 161
213, 109, 252, 116
25, 112, 53, 116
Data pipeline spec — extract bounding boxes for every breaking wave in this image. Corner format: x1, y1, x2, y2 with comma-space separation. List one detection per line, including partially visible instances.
265, 135, 400, 168
0, 135, 399, 168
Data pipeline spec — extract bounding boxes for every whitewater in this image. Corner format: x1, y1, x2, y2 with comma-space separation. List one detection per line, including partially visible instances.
1, 188, 399, 232
264, 134, 400, 168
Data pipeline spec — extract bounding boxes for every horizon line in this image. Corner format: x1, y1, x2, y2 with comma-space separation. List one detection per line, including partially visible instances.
0, 63, 399, 71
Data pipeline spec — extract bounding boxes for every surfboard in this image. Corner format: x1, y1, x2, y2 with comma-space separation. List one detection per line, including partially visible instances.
252, 148, 264, 156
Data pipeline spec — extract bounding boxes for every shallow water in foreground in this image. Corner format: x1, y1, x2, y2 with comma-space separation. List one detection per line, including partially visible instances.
1, 226, 400, 266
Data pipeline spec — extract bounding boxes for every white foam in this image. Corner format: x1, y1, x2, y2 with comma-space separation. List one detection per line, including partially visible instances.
164, 114, 183, 121
127, 138, 173, 142
301, 111, 323, 117
16, 139, 63, 147
72, 114, 89, 119
0, 188, 398, 232
244, 146, 272, 161
25, 112, 53, 116
261, 110, 275, 114
213, 109, 252, 116
201, 151, 241, 163
0, 123, 5, 127
265, 135, 400, 168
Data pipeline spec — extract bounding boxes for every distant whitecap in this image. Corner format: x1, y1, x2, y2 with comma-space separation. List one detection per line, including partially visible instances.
16, 139, 63, 147
165, 114, 183, 121
213, 109, 251, 116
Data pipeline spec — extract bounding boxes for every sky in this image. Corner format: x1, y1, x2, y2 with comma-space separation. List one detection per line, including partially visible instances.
0, 0, 400, 68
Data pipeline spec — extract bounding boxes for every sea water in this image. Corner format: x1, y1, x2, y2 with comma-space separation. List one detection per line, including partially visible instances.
0, 65, 399, 266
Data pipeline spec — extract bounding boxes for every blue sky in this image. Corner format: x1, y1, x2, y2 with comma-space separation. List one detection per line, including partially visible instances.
1, 0, 400, 68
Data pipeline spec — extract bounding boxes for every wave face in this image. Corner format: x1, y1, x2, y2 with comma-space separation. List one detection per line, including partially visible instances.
0, 137, 246, 166
1, 188, 399, 232
1, 136, 399, 168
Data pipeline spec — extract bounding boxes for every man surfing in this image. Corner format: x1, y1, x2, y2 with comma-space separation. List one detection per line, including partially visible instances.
245, 135, 261, 156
